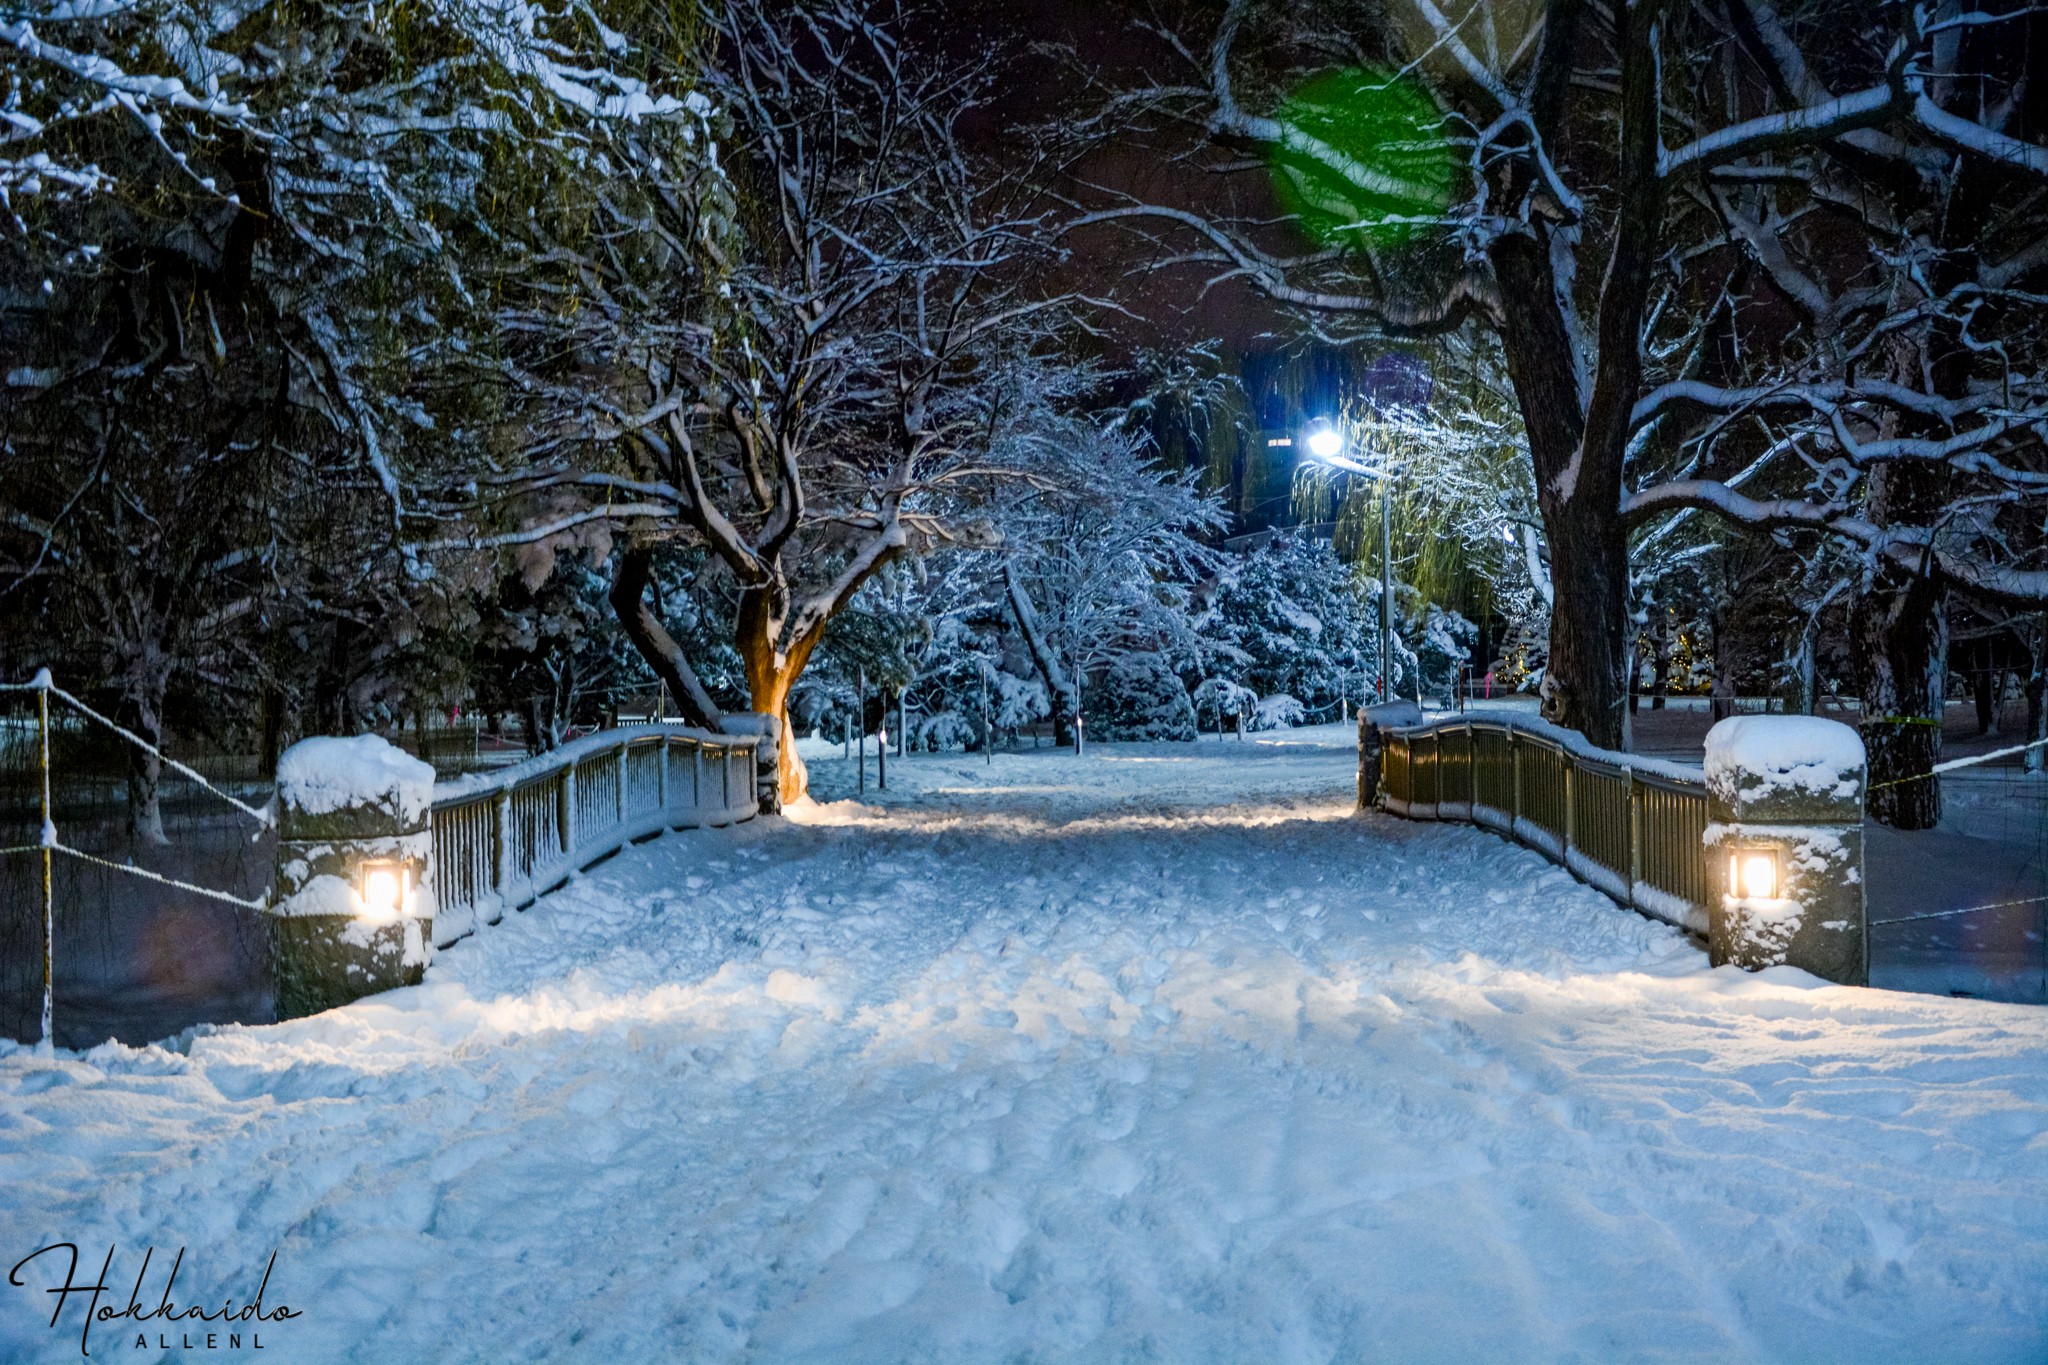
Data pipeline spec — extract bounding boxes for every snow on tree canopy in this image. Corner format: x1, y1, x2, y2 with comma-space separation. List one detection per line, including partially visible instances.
1703, 717, 1864, 803
276, 735, 437, 824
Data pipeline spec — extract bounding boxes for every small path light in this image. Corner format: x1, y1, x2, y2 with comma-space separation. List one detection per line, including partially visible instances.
267, 735, 437, 1019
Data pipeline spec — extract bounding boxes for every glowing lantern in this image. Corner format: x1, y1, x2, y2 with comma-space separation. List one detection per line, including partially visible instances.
356, 858, 413, 921
1728, 847, 1780, 901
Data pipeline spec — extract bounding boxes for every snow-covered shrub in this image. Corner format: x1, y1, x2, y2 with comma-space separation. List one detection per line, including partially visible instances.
912, 710, 978, 752
1411, 602, 1480, 703
1250, 693, 1307, 731
1198, 535, 1386, 709
1192, 677, 1256, 732
1086, 655, 1198, 741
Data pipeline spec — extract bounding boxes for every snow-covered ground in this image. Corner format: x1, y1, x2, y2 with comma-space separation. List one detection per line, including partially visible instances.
4, 725, 2046, 1362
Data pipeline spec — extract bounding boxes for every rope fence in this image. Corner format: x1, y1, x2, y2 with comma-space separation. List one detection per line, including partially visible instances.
1, 670, 272, 1049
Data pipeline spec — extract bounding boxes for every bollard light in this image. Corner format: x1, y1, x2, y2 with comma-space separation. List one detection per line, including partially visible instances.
1728, 846, 1780, 901
356, 858, 413, 922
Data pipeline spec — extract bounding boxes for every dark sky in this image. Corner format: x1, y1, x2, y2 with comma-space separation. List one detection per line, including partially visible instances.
935, 0, 1299, 361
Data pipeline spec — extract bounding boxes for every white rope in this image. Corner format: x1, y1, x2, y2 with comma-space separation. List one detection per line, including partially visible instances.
1930, 737, 2048, 775
47, 843, 271, 911
1870, 893, 2048, 926
3, 674, 272, 827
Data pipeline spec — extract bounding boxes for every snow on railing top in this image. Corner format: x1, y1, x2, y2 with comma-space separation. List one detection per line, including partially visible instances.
431, 722, 759, 806
1379, 710, 1708, 787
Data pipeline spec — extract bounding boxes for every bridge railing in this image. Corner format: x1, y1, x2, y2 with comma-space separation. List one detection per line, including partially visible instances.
427, 724, 762, 944
1377, 715, 1711, 934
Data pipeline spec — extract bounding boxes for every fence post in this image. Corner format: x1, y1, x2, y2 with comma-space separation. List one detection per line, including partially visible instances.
1356, 700, 1423, 811
1511, 729, 1522, 832
1703, 716, 1867, 985
1357, 706, 1379, 809
35, 671, 54, 1050
266, 735, 436, 1020
1466, 719, 1478, 808
1627, 770, 1643, 913
491, 788, 511, 925
615, 742, 628, 825
1562, 753, 1576, 859
559, 762, 576, 862
717, 713, 782, 815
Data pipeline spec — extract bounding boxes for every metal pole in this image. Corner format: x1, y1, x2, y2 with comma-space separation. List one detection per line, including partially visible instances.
878, 688, 887, 790
1380, 475, 1394, 704
982, 662, 991, 766
857, 665, 866, 797
1071, 649, 1083, 757
37, 674, 54, 1050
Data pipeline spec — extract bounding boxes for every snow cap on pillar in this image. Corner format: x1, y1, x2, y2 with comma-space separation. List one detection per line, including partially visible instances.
1703, 715, 1864, 820
277, 734, 436, 837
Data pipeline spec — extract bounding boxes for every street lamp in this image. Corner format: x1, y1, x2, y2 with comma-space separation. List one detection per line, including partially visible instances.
1301, 417, 1399, 706
1305, 421, 1345, 462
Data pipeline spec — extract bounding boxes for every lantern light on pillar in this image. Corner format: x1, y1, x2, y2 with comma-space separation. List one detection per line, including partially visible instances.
356, 858, 415, 922
1728, 846, 1781, 901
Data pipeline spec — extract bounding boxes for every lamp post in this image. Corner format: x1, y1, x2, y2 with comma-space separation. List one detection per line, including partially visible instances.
1302, 418, 1397, 706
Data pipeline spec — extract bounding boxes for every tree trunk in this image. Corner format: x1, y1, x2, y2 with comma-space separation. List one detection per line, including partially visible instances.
1499, 1, 1659, 753
124, 681, 170, 848
1539, 511, 1631, 748
522, 696, 547, 756
1003, 561, 1075, 746
1651, 610, 1671, 710
609, 542, 722, 730
1852, 565, 1947, 830
1489, 235, 1631, 751
1972, 647, 1997, 736
1709, 608, 1737, 723
258, 678, 285, 780
734, 597, 813, 807
2024, 615, 2046, 775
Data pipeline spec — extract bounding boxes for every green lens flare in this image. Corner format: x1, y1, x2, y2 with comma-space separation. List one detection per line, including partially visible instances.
1267, 66, 1457, 248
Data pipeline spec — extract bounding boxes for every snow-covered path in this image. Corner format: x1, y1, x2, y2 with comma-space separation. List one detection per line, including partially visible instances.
4, 726, 2047, 1362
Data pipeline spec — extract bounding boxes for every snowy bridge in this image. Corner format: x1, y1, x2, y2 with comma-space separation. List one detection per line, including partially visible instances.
4, 727, 2046, 1360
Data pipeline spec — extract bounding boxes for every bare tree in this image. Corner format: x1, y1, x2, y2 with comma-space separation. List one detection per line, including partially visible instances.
1084, 0, 2048, 807
458, 0, 1090, 801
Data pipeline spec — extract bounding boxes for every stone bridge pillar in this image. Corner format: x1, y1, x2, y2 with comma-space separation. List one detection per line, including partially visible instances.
267, 735, 438, 1019
1703, 716, 1867, 985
